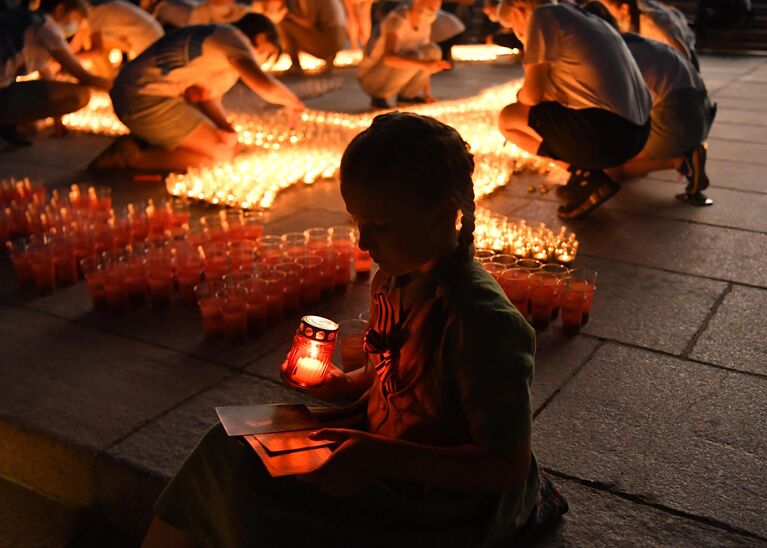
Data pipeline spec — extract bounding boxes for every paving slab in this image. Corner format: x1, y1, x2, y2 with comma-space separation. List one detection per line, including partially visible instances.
709, 95, 767, 112
263, 206, 353, 235
571, 257, 727, 355
645, 158, 767, 195
4, 133, 112, 170
604, 178, 767, 233
708, 121, 767, 143
529, 479, 765, 548
712, 81, 767, 100
574, 212, 767, 288
534, 343, 767, 538
690, 285, 767, 376
707, 138, 767, 165
713, 107, 767, 127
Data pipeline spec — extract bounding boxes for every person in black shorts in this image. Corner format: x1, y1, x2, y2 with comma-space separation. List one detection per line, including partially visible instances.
496, 0, 651, 219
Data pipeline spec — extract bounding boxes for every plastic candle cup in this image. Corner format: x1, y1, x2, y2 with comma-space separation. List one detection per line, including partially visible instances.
217, 286, 249, 341
311, 247, 339, 299
295, 254, 323, 307
560, 289, 587, 336
176, 254, 203, 305
51, 234, 78, 286
482, 261, 507, 282
274, 262, 302, 312
499, 268, 531, 316
354, 245, 372, 280
125, 252, 149, 305
530, 284, 555, 331
80, 256, 107, 308
474, 248, 497, 263
328, 226, 356, 289
103, 257, 129, 313
337, 318, 368, 372
257, 269, 287, 325
242, 211, 265, 241
27, 242, 56, 294
255, 235, 283, 262
281, 315, 338, 388
569, 268, 598, 325
194, 281, 226, 338
542, 263, 571, 320
6, 238, 33, 286
280, 232, 307, 254
529, 271, 559, 329
241, 278, 268, 335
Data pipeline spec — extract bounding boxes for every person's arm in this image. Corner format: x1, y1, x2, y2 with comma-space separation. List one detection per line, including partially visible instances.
292, 360, 374, 404
48, 45, 112, 89
196, 97, 235, 132
72, 31, 108, 61
381, 30, 450, 72
229, 54, 304, 110
517, 61, 549, 105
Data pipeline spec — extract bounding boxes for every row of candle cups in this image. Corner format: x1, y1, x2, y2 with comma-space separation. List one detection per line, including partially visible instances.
478, 251, 597, 335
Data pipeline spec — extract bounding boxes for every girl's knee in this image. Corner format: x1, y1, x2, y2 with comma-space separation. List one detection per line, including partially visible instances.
499, 102, 527, 130
422, 43, 443, 61
74, 86, 91, 110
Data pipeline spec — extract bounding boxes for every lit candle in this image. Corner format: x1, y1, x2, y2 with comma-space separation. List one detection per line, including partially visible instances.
293, 355, 326, 386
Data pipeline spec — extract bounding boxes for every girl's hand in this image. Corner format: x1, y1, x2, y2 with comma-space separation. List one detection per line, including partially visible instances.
286, 363, 353, 403
297, 429, 380, 496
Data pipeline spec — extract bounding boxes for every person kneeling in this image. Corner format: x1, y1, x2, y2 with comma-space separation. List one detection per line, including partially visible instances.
357, 0, 451, 110
91, 14, 304, 173
497, 0, 651, 219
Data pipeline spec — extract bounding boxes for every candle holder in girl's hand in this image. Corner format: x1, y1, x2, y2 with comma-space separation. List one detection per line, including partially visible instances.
281, 315, 339, 389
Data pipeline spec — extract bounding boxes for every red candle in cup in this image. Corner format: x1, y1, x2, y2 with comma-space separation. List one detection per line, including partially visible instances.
560, 289, 587, 336
242, 211, 264, 241
176, 252, 203, 305
194, 281, 226, 338
311, 247, 339, 300
125, 252, 149, 305
145, 249, 174, 307
6, 239, 33, 286
240, 278, 268, 335
51, 235, 78, 286
328, 227, 354, 290
295, 254, 323, 307
354, 245, 372, 280
529, 272, 559, 330
257, 269, 287, 325
282, 315, 338, 388
80, 256, 107, 308
499, 268, 531, 316
217, 286, 248, 341
274, 262, 302, 312
27, 243, 56, 294
304, 227, 330, 251
569, 268, 598, 325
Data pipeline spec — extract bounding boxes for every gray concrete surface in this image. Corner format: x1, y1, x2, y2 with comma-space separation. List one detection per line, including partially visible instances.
1, 55, 766, 546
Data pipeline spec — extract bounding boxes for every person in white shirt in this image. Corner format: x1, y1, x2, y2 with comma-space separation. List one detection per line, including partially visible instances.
279, 0, 348, 73
153, 0, 251, 29
585, 2, 714, 206
91, 14, 304, 172
600, 0, 698, 68
358, 0, 451, 109
0, 0, 111, 145
69, 0, 164, 77
497, 0, 651, 219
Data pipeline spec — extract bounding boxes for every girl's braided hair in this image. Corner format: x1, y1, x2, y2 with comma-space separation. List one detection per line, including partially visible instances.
340, 112, 476, 282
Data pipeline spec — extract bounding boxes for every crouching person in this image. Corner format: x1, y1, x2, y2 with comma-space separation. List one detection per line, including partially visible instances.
497, 0, 651, 219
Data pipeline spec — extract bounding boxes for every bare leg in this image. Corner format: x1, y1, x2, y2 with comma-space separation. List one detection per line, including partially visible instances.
358, 1, 373, 48
498, 102, 568, 170
0, 81, 90, 126
141, 517, 197, 548
606, 155, 681, 181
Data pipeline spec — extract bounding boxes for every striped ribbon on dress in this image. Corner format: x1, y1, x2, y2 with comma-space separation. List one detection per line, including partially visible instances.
363, 291, 398, 397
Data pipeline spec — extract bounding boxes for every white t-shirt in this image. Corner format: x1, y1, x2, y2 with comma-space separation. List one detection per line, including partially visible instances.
0, 10, 68, 89
639, 0, 695, 59
623, 33, 703, 105
153, 0, 195, 27
359, 6, 432, 74
89, 0, 164, 55
524, 3, 651, 125
115, 24, 253, 98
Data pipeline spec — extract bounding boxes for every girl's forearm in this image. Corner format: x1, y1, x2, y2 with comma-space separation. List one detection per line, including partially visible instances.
369, 437, 532, 493
382, 54, 429, 71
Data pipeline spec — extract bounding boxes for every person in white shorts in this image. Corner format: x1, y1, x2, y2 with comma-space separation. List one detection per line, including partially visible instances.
497, 0, 651, 219
92, 14, 304, 172
0, 0, 111, 146
585, 2, 715, 206
69, 0, 164, 77
279, 0, 347, 73
358, 0, 451, 109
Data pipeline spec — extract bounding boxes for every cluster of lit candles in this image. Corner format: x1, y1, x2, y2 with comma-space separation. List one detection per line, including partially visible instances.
476, 250, 597, 335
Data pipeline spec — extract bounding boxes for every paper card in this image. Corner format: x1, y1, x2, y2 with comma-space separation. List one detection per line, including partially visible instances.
254, 430, 334, 454
216, 404, 320, 437
245, 435, 333, 477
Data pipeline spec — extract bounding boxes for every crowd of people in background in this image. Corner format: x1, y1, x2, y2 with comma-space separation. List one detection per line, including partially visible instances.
1, 0, 716, 217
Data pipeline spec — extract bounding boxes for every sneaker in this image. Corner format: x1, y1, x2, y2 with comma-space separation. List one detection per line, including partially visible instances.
0, 125, 33, 147
557, 170, 620, 219
396, 95, 427, 106
677, 143, 709, 194
370, 97, 390, 110
675, 191, 714, 207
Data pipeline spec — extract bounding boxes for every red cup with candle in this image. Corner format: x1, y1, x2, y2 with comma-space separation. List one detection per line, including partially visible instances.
103, 257, 129, 313
516, 258, 543, 273
280, 232, 307, 255
176, 252, 203, 305
217, 286, 249, 341
329, 226, 354, 291
295, 254, 323, 307
202, 243, 229, 281
282, 315, 339, 388
499, 268, 531, 316
569, 268, 598, 325
311, 247, 339, 300
304, 227, 330, 251
255, 235, 282, 262
51, 234, 78, 286
482, 261, 507, 282
145, 248, 174, 307
6, 238, 33, 286
560, 287, 587, 336
529, 272, 558, 331
542, 263, 571, 320
242, 211, 264, 241
27, 242, 55, 294
125, 251, 149, 305
475, 248, 497, 263
274, 262, 301, 312
240, 278, 268, 335
354, 245, 372, 280
257, 269, 286, 325
337, 318, 368, 372
194, 281, 226, 338
80, 256, 107, 308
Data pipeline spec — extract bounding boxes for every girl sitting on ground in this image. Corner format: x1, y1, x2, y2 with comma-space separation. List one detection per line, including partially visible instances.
140, 112, 568, 548
357, 0, 452, 109
496, 0, 651, 219
90, 14, 304, 173
586, 1, 716, 206
0, 0, 111, 146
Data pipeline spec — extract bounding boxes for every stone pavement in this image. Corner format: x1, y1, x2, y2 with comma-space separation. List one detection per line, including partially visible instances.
1, 56, 766, 547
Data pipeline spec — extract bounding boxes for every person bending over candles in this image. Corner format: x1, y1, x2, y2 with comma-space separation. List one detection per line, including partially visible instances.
69, 0, 164, 78
140, 112, 568, 548
584, 2, 715, 206
89, 14, 304, 172
0, 0, 111, 147
357, 0, 452, 109
279, 0, 348, 74
599, 0, 698, 69
497, 0, 651, 219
